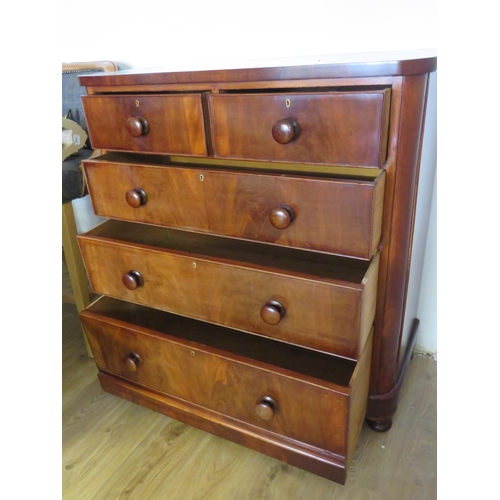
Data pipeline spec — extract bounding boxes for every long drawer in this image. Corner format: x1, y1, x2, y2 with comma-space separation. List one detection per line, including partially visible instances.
77, 220, 379, 360
82, 94, 207, 156
208, 90, 391, 167
83, 154, 385, 260
80, 296, 372, 464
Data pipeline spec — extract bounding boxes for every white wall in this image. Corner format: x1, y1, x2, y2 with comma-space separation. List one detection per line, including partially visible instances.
63, 0, 437, 351
416, 171, 437, 355
403, 72, 437, 355
62, 1, 436, 70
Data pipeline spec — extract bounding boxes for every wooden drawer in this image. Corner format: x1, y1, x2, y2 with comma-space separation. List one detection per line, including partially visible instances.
83, 154, 385, 259
81, 296, 372, 464
208, 90, 391, 167
82, 94, 207, 156
78, 220, 379, 360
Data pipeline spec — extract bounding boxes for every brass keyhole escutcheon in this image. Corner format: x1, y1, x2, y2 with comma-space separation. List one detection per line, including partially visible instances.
135, 100, 140, 107
199, 174, 204, 181
285, 99, 291, 108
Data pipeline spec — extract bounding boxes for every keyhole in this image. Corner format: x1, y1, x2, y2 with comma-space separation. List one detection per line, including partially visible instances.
285, 99, 291, 108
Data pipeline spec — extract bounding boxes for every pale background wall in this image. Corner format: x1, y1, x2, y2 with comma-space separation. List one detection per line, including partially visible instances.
62, 0, 437, 352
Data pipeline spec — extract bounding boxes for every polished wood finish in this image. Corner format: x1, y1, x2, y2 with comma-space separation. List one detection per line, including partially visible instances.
76, 57, 436, 483
78, 220, 378, 360
83, 156, 385, 259
82, 304, 354, 457
81, 297, 356, 386
125, 116, 149, 137
125, 187, 147, 208
100, 372, 351, 483
272, 118, 299, 144
82, 94, 207, 156
78, 57, 437, 87
123, 352, 142, 372
269, 205, 295, 230
367, 74, 431, 428
121, 270, 143, 290
367, 318, 420, 432
208, 91, 391, 167
255, 396, 278, 420
260, 300, 286, 326
80, 296, 374, 482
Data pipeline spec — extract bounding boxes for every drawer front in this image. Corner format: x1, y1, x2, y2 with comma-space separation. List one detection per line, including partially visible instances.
78, 234, 379, 360
84, 160, 385, 259
209, 91, 390, 167
82, 95, 207, 156
81, 310, 350, 455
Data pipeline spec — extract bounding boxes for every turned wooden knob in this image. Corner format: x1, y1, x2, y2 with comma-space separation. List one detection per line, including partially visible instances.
125, 116, 149, 137
260, 300, 286, 325
125, 188, 148, 208
122, 270, 144, 290
255, 396, 278, 420
272, 118, 299, 144
124, 352, 142, 372
269, 205, 295, 230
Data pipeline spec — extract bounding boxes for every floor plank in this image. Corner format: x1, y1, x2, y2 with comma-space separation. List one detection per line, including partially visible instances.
62, 301, 436, 499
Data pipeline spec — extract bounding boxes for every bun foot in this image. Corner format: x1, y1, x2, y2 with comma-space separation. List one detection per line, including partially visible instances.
367, 418, 393, 432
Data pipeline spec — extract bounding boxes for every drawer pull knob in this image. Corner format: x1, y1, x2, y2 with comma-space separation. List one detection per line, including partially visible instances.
122, 270, 144, 290
260, 300, 286, 325
125, 188, 148, 208
124, 352, 143, 372
125, 116, 149, 137
255, 396, 278, 420
269, 205, 295, 230
272, 118, 299, 144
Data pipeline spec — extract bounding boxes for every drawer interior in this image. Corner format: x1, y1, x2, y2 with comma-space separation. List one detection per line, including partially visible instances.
95, 152, 384, 181
86, 219, 373, 285
85, 296, 357, 388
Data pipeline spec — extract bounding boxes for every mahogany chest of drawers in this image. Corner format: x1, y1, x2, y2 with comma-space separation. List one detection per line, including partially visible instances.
77, 57, 436, 484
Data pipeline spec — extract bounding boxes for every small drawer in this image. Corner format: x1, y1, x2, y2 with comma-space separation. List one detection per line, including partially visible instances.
82, 94, 207, 156
81, 296, 372, 462
208, 90, 391, 167
78, 220, 379, 360
83, 154, 385, 260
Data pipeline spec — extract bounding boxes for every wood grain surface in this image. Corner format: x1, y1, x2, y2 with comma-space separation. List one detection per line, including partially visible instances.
78, 221, 379, 359
73, 58, 437, 485
368, 74, 431, 423
63, 300, 436, 500
81, 297, 371, 459
209, 91, 391, 167
82, 94, 207, 156
77, 57, 437, 87
83, 156, 385, 259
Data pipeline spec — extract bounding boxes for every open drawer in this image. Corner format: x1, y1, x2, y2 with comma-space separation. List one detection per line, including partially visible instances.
82, 94, 207, 156
83, 154, 385, 260
78, 220, 379, 360
80, 296, 372, 484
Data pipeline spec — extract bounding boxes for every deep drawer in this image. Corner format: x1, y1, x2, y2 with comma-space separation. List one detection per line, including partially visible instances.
82, 94, 207, 156
83, 155, 385, 260
208, 90, 391, 167
78, 220, 379, 360
80, 296, 372, 461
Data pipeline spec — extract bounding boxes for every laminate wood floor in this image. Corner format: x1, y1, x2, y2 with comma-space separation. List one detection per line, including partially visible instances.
62, 301, 436, 500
